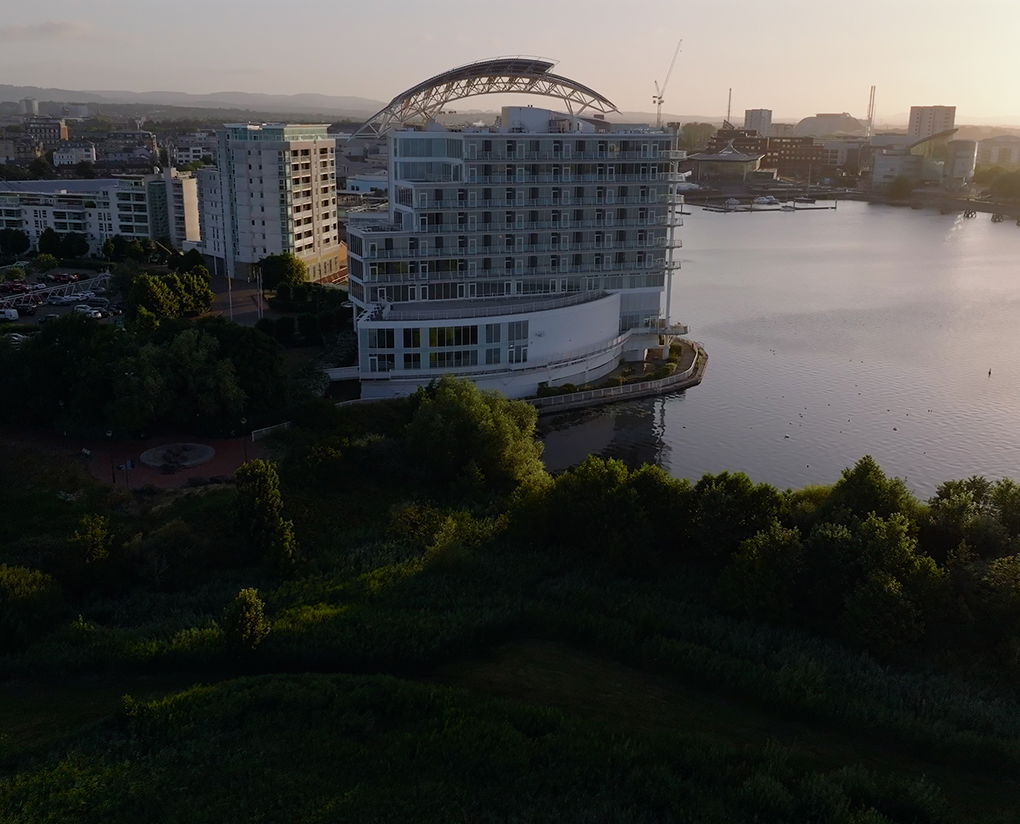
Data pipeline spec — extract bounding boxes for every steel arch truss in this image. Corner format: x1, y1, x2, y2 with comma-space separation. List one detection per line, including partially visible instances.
350, 58, 618, 139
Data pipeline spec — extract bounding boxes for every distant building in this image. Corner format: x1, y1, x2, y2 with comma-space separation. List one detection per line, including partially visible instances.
907, 106, 955, 139
0, 137, 43, 164
945, 140, 977, 188
24, 118, 69, 147
171, 132, 218, 166
743, 109, 772, 136
872, 152, 923, 188
770, 123, 795, 138
198, 123, 342, 281
793, 113, 866, 138
62, 103, 91, 119
52, 141, 97, 167
705, 129, 828, 180
0, 174, 198, 252
19, 98, 39, 116
977, 135, 1020, 167
95, 130, 157, 165
687, 142, 764, 182
343, 172, 388, 194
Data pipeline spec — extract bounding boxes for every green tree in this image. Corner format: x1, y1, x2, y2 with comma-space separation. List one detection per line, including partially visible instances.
719, 523, 804, 621
170, 248, 206, 273
37, 228, 61, 256
74, 160, 97, 179
125, 240, 147, 262
274, 315, 295, 343
680, 122, 717, 151
71, 513, 112, 565
128, 273, 181, 319
258, 252, 307, 289
404, 376, 547, 499
221, 587, 271, 652
58, 231, 90, 259
0, 228, 30, 256
30, 253, 59, 273
688, 472, 784, 567
823, 456, 917, 524
0, 565, 63, 653
235, 459, 292, 565
297, 312, 320, 342
840, 573, 924, 654
27, 157, 53, 179
887, 176, 914, 200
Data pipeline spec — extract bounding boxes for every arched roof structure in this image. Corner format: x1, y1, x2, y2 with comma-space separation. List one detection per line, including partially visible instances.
350, 57, 618, 139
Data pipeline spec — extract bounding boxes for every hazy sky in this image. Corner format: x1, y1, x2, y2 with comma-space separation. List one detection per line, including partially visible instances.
1, 0, 1018, 123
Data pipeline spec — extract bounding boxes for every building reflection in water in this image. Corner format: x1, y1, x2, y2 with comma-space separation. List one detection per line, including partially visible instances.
539, 394, 676, 474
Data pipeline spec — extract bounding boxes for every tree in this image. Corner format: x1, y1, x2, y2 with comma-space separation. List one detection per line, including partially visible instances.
27, 157, 53, 180
74, 160, 97, 179
680, 122, 717, 151
235, 459, 298, 567
840, 573, 924, 654
274, 315, 295, 343
258, 252, 307, 289
71, 514, 112, 565
58, 231, 90, 259
887, 176, 915, 200
297, 312, 320, 342
221, 587, 270, 652
170, 248, 206, 273
823, 456, 917, 524
37, 227, 61, 256
404, 376, 547, 499
0, 565, 63, 653
719, 523, 804, 621
128, 273, 180, 319
0, 228, 30, 256
125, 240, 147, 262
30, 253, 59, 273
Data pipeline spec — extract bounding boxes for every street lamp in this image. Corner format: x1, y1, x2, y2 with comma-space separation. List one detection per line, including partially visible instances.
106, 429, 115, 484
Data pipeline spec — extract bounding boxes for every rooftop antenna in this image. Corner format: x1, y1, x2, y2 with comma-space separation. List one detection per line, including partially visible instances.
652, 40, 682, 128
866, 85, 876, 137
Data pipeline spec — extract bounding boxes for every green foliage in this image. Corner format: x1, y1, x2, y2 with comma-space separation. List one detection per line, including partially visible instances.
36, 228, 61, 256
0, 228, 30, 256
126, 268, 213, 321
719, 523, 804, 621
680, 122, 717, 150
235, 459, 299, 570
840, 573, 924, 653
70, 514, 112, 566
258, 252, 307, 289
404, 376, 547, 499
823, 456, 918, 524
0, 565, 63, 652
57, 232, 89, 259
30, 253, 58, 273
221, 588, 271, 652
169, 248, 206, 273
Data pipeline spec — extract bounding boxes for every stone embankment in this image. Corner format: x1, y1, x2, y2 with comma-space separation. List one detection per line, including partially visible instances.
530, 341, 708, 415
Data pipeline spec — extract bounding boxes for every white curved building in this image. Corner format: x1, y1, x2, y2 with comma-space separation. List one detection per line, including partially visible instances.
346, 59, 687, 399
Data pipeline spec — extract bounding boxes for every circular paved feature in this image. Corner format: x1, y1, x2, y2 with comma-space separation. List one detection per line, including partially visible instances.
139, 442, 216, 470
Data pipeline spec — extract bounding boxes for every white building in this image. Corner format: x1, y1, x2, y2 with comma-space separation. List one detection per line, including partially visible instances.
172, 132, 219, 166
198, 123, 343, 280
346, 103, 685, 399
744, 109, 772, 136
343, 172, 389, 194
945, 140, 977, 188
977, 135, 1020, 167
0, 173, 200, 253
52, 142, 97, 167
908, 106, 955, 139
20, 98, 39, 116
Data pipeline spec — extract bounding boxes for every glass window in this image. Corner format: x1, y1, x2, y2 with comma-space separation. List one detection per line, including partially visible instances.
403, 328, 420, 348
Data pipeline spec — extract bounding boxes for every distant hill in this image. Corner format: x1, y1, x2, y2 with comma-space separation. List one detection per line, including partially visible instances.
0, 84, 385, 117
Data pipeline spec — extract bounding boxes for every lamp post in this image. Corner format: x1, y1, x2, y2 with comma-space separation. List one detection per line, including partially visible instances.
106, 429, 115, 484
240, 417, 248, 462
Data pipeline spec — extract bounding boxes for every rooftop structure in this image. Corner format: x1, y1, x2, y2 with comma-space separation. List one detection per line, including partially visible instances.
345, 59, 687, 399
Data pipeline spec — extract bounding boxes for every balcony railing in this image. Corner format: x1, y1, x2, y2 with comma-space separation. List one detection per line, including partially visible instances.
355, 215, 675, 234
467, 173, 664, 185
360, 239, 673, 260
464, 150, 667, 162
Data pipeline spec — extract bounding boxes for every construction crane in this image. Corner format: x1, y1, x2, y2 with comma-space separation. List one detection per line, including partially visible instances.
652, 40, 682, 127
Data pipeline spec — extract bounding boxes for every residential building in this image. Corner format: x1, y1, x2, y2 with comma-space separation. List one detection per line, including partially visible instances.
25, 117, 69, 147
704, 129, 827, 179
19, 98, 39, 116
977, 135, 1020, 167
198, 123, 342, 281
908, 106, 955, 139
872, 152, 923, 187
0, 173, 200, 253
743, 109, 772, 136
171, 131, 218, 166
346, 104, 686, 399
95, 130, 157, 165
52, 141, 97, 167
343, 172, 389, 194
945, 140, 977, 188
148, 168, 201, 247
0, 137, 43, 164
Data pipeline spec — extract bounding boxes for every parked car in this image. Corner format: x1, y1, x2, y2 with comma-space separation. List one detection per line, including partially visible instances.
0, 308, 19, 321
39, 313, 60, 324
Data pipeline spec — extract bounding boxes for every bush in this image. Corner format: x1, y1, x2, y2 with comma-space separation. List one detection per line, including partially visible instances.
221, 588, 271, 652
0, 564, 63, 652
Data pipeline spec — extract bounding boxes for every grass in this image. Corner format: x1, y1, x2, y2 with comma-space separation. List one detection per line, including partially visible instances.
435, 638, 1020, 824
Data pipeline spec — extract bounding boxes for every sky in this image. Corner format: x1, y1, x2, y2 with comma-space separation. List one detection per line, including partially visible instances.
1, 0, 1018, 124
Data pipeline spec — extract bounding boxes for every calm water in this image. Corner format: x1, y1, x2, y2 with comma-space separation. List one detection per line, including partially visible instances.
541, 201, 1020, 496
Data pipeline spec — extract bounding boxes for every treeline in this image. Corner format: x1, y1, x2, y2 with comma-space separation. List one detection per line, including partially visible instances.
0, 313, 288, 436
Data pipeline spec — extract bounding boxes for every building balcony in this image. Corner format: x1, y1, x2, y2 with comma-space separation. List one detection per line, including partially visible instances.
467, 173, 666, 185
464, 150, 669, 162
355, 216, 673, 235
359, 239, 672, 261
354, 260, 668, 285
403, 195, 672, 210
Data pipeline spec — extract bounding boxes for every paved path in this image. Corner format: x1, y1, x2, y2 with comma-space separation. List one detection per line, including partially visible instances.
2, 428, 268, 491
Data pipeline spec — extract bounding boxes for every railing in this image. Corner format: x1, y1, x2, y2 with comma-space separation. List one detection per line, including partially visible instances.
357, 261, 667, 285
353, 213, 684, 236
466, 150, 667, 161
361, 239, 670, 260
374, 289, 610, 321
401, 195, 671, 210
467, 173, 665, 185
0, 272, 112, 310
